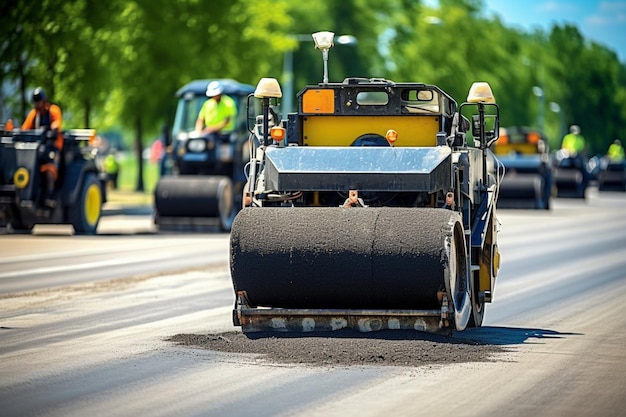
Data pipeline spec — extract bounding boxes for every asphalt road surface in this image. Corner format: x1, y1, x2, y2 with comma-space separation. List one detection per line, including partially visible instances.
1, 188, 625, 417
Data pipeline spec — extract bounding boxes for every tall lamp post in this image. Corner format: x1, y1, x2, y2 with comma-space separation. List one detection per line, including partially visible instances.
549, 101, 565, 140
282, 32, 357, 118
532, 85, 545, 132
522, 56, 546, 132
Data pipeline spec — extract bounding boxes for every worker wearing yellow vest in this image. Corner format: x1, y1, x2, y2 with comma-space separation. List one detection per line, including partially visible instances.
607, 139, 625, 162
195, 81, 237, 138
104, 151, 120, 189
560, 125, 586, 155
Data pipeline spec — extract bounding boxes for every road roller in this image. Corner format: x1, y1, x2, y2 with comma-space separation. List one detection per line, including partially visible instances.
493, 126, 553, 209
553, 149, 589, 198
0, 126, 106, 234
229, 33, 504, 335
154, 79, 256, 232
597, 156, 626, 191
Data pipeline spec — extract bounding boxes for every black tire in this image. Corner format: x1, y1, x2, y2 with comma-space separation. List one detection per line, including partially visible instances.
68, 173, 102, 235
7, 211, 33, 233
217, 177, 235, 232
468, 270, 485, 328
351, 133, 389, 147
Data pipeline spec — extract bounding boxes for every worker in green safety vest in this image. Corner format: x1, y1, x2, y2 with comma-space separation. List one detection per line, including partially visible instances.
560, 125, 586, 155
607, 139, 625, 163
104, 151, 120, 189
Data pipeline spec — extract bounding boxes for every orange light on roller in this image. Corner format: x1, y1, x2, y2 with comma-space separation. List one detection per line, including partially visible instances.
243, 192, 252, 207
5, 119, 14, 131
385, 129, 398, 145
527, 132, 540, 144
270, 126, 286, 142
497, 133, 509, 145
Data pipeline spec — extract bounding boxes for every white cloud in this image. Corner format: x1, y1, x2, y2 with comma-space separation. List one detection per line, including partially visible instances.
587, 1, 626, 26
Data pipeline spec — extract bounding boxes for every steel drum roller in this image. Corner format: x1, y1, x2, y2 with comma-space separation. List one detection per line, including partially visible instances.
230, 207, 461, 311
555, 170, 582, 186
499, 175, 542, 199
154, 175, 231, 218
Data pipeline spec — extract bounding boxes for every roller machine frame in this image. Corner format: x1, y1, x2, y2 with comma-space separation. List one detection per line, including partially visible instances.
597, 157, 626, 191
154, 79, 256, 232
0, 126, 105, 234
229, 33, 504, 334
494, 126, 553, 209
553, 149, 589, 198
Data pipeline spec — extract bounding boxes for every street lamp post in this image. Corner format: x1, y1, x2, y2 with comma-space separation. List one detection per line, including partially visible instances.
282, 33, 357, 118
532, 85, 545, 132
549, 101, 565, 140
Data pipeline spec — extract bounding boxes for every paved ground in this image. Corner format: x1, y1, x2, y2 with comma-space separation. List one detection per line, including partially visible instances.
102, 189, 153, 216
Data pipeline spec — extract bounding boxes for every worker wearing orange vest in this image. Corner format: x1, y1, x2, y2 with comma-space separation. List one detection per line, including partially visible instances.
21, 87, 63, 207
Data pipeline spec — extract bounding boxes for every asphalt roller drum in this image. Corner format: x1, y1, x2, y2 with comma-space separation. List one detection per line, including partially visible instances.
499, 175, 542, 199
231, 207, 472, 327
154, 175, 232, 218
555, 169, 583, 187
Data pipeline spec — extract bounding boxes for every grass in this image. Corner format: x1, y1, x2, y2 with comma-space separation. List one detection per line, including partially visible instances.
114, 151, 160, 193
105, 151, 160, 205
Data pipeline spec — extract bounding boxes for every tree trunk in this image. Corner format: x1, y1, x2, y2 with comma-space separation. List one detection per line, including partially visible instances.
19, 57, 27, 121
84, 98, 90, 128
135, 116, 144, 192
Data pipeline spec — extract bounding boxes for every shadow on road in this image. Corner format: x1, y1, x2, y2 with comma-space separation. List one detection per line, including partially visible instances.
456, 326, 583, 345
237, 326, 582, 347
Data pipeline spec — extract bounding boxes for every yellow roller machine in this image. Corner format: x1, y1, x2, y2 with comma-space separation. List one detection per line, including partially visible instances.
230, 32, 504, 334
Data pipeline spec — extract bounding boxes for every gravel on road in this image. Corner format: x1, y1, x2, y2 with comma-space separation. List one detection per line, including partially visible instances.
168, 330, 509, 367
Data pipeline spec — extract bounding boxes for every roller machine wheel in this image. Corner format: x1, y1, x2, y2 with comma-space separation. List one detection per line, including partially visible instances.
154, 175, 234, 231
231, 207, 473, 334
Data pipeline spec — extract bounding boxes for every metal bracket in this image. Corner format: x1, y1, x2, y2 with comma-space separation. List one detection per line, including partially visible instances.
341, 190, 367, 208
440, 292, 450, 328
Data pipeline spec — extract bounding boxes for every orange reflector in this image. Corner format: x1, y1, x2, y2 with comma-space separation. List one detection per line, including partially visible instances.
527, 132, 540, 144
386, 129, 398, 145
270, 126, 286, 142
5, 119, 14, 131
302, 89, 335, 113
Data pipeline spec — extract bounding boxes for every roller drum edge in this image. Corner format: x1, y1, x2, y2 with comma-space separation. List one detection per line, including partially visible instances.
555, 170, 582, 186
499, 175, 542, 199
230, 207, 462, 311
154, 176, 231, 218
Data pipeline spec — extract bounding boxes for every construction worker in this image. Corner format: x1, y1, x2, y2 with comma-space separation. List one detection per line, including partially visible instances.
607, 139, 625, 162
104, 150, 120, 189
195, 81, 237, 141
21, 87, 63, 208
560, 124, 586, 155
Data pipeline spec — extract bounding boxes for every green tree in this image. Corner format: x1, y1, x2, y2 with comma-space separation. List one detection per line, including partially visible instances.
3, 0, 626, 183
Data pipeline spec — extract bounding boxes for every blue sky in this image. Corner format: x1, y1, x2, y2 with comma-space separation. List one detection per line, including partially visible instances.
482, 0, 626, 62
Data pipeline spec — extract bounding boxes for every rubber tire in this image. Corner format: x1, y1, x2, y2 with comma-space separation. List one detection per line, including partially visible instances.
217, 177, 235, 232
467, 270, 485, 327
68, 173, 102, 235
7, 213, 33, 233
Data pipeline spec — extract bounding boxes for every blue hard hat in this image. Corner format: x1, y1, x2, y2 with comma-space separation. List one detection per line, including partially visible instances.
32, 87, 47, 103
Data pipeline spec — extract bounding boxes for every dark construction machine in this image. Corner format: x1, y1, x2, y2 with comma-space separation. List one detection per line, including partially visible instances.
0, 125, 105, 234
597, 157, 626, 191
154, 79, 256, 231
493, 126, 553, 209
553, 149, 589, 198
229, 32, 504, 335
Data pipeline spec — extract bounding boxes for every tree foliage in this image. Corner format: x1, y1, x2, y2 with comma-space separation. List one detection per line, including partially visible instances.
2, 0, 625, 182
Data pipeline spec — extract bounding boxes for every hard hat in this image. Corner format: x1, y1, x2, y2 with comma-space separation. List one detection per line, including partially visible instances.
32, 87, 47, 103
205, 81, 224, 97
569, 125, 580, 134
